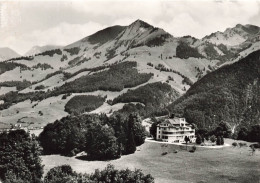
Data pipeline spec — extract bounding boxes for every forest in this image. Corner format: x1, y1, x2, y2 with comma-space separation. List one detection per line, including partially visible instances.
65, 95, 105, 114
0, 129, 154, 183
112, 82, 179, 118
0, 61, 152, 110
176, 42, 204, 59
168, 50, 260, 136
39, 113, 147, 159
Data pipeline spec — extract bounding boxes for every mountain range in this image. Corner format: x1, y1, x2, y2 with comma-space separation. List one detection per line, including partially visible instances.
0, 19, 259, 134
0, 47, 20, 62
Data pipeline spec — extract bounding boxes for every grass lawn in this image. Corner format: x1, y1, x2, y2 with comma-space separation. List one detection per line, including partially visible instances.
41, 139, 260, 183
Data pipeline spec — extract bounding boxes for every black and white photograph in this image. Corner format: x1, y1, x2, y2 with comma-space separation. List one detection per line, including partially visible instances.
0, 0, 259, 182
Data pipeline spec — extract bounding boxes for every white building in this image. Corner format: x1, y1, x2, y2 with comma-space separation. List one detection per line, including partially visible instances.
156, 117, 195, 143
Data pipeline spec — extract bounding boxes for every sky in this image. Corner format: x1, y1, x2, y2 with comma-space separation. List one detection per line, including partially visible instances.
0, 0, 260, 55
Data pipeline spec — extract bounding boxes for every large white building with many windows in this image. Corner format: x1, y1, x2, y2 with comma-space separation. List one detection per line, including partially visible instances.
156, 117, 195, 143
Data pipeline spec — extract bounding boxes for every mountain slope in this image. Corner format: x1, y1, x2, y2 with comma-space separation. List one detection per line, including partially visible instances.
168, 50, 260, 133
203, 24, 260, 46
0, 20, 259, 129
0, 47, 20, 61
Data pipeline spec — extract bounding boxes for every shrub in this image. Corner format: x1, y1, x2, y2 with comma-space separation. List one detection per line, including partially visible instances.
216, 136, 221, 145
220, 136, 224, 145
161, 152, 168, 155
35, 85, 45, 90
147, 62, 153, 67
232, 142, 238, 147
189, 145, 197, 153
32, 63, 53, 70
196, 135, 202, 144
60, 54, 68, 61
210, 135, 216, 143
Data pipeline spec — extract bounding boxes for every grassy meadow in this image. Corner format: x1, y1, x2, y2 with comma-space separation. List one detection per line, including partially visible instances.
41, 139, 260, 183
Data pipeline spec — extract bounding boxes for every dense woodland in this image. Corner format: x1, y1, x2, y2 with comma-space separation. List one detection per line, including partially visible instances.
52, 61, 153, 93
0, 130, 43, 183
36, 49, 62, 57
112, 82, 179, 118
0, 130, 153, 183
65, 95, 105, 114
0, 61, 152, 110
168, 50, 260, 138
0, 80, 31, 90
44, 164, 154, 183
0, 62, 29, 75
176, 42, 204, 59
39, 113, 146, 159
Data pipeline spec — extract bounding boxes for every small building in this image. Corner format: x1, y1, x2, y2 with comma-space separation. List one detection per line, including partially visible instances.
156, 117, 195, 143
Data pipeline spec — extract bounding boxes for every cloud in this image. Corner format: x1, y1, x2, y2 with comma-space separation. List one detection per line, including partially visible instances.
1, 21, 106, 54
0, 0, 260, 54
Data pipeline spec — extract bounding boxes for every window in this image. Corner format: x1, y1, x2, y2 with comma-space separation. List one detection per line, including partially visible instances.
158, 135, 160, 138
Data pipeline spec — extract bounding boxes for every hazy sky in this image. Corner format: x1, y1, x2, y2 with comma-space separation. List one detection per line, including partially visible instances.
0, 0, 260, 54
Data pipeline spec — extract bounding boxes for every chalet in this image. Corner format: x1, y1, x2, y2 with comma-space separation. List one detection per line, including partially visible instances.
156, 117, 195, 143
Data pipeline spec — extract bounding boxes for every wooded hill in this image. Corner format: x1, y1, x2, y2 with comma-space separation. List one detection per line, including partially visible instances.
168, 50, 260, 134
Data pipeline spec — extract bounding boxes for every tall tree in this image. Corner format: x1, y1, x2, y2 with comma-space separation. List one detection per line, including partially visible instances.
0, 130, 43, 183
125, 114, 136, 154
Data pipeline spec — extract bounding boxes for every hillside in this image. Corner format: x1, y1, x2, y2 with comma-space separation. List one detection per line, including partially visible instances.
0, 47, 20, 61
168, 50, 260, 133
0, 20, 260, 129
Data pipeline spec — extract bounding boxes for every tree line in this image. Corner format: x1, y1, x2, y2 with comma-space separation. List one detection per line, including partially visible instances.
0, 129, 154, 183
38, 113, 147, 159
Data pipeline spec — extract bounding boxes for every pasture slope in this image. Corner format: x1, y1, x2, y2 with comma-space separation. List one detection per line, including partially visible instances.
41, 139, 260, 183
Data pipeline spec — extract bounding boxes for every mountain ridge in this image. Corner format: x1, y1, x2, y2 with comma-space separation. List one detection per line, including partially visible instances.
0, 47, 21, 62
0, 19, 259, 130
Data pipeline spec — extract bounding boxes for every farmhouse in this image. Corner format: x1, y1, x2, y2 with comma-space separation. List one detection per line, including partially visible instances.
156, 117, 195, 143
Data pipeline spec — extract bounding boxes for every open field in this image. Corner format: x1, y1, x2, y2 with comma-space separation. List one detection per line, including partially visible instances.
41, 139, 260, 183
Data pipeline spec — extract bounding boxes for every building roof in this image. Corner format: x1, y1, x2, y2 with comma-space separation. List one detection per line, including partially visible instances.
159, 117, 193, 129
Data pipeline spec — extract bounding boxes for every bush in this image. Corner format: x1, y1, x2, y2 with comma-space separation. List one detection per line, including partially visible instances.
220, 136, 224, 145
249, 143, 260, 149
216, 136, 221, 145
161, 152, 168, 155
35, 85, 45, 90
189, 145, 197, 153
210, 135, 216, 143
232, 142, 238, 147
196, 135, 202, 144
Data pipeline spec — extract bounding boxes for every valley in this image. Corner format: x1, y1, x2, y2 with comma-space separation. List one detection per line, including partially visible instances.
0, 16, 259, 183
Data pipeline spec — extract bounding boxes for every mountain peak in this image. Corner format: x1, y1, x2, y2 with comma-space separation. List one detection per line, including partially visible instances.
129, 19, 153, 29
235, 24, 243, 28
0, 47, 20, 61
